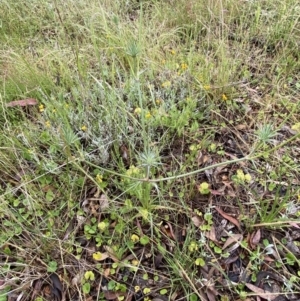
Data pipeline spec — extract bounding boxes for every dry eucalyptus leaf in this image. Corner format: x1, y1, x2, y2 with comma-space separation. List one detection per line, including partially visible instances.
215, 208, 241, 231
245, 283, 277, 300
6, 98, 38, 107
191, 215, 202, 227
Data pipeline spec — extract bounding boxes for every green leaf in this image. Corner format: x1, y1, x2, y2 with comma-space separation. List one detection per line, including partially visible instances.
189, 293, 198, 301
214, 246, 222, 254
47, 261, 57, 273
84, 271, 95, 281
140, 235, 150, 245
160, 289, 168, 295
82, 282, 91, 294
195, 258, 205, 267
0, 286, 10, 301
108, 280, 116, 291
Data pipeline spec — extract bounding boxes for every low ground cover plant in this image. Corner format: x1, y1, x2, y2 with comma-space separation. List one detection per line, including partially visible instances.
1, 0, 300, 300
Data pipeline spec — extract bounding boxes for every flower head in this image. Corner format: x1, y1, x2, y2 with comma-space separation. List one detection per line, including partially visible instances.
199, 182, 210, 194
134, 107, 142, 115
181, 63, 188, 70
39, 104, 44, 113
96, 174, 103, 183
131, 234, 140, 243
161, 81, 171, 88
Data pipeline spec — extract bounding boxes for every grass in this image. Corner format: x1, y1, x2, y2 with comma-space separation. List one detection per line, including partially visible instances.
1, 0, 300, 300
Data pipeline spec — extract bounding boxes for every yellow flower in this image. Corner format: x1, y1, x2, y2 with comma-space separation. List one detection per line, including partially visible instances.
188, 241, 199, 252
145, 112, 152, 119
45, 121, 51, 128
244, 173, 252, 183
161, 81, 171, 88
155, 99, 162, 105
291, 123, 300, 132
52, 109, 56, 113
143, 288, 151, 294
198, 182, 210, 194
39, 104, 44, 113
181, 63, 188, 70
236, 169, 245, 181
132, 259, 139, 266
98, 221, 107, 231
131, 234, 140, 243
203, 85, 211, 91
135, 286, 140, 293
81, 125, 87, 131
222, 94, 228, 101
170, 49, 176, 55
126, 165, 139, 176
134, 107, 142, 115
96, 174, 103, 183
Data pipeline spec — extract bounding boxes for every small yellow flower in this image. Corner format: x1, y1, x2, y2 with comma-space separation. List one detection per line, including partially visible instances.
134, 107, 142, 115
189, 144, 197, 151
131, 234, 140, 243
291, 123, 300, 132
236, 169, 245, 181
203, 85, 211, 91
244, 173, 252, 183
39, 104, 44, 113
145, 112, 152, 119
126, 165, 139, 176
135, 286, 140, 293
170, 49, 176, 55
188, 241, 199, 252
96, 174, 103, 183
222, 94, 228, 101
98, 221, 107, 231
155, 99, 162, 105
81, 125, 87, 131
181, 63, 188, 70
52, 109, 56, 113
143, 288, 151, 294
132, 259, 139, 266
161, 81, 171, 88
198, 182, 210, 195
45, 121, 51, 128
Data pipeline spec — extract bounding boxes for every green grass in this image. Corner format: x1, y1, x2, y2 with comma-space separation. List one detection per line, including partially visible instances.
1, 0, 300, 300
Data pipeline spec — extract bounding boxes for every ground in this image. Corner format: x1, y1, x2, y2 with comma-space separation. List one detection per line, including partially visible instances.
1, 1, 300, 301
